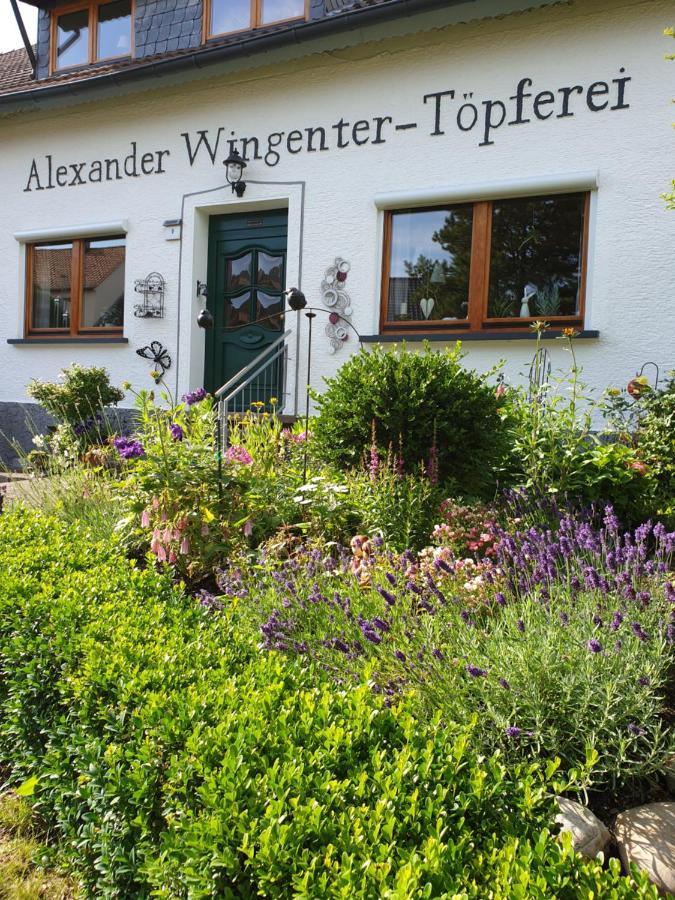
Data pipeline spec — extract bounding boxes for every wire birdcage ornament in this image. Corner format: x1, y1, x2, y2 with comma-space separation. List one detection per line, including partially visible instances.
134, 272, 166, 318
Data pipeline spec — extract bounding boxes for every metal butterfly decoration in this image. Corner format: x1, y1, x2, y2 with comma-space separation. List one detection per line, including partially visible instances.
136, 341, 172, 383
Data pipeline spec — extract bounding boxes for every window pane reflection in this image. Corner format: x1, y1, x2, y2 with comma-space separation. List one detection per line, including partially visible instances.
256, 291, 282, 329
210, 0, 251, 34
261, 0, 305, 24
387, 206, 472, 322
56, 9, 89, 69
32, 243, 73, 329
487, 193, 585, 319
227, 253, 252, 290
82, 237, 125, 328
97, 0, 131, 59
225, 292, 251, 327
256, 253, 283, 290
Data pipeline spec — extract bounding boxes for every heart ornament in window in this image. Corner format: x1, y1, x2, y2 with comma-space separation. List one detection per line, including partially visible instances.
420, 297, 435, 319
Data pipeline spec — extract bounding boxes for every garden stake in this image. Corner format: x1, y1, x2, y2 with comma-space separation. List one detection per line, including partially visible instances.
303, 311, 316, 485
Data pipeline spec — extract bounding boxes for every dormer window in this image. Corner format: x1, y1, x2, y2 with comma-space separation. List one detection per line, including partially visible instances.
52, 0, 132, 72
207, 0, 306, 39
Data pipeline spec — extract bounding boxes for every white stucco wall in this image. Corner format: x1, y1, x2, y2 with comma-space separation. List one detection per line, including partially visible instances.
0, 0, 672, 416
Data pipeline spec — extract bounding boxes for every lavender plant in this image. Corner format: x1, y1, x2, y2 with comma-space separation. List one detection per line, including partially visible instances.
238, 507, 675, 790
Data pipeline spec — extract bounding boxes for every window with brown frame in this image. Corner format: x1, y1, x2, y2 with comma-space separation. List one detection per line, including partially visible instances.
52, 0, 132, 71
206, 0, 306, 39
380, 192, 589, 334
25, 236, 125, 338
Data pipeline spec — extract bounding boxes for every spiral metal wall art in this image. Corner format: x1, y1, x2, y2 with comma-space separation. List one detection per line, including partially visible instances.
321, 257, 352, 354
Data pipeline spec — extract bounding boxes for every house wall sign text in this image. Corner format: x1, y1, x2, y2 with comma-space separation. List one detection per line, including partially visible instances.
23, 70, 631, 193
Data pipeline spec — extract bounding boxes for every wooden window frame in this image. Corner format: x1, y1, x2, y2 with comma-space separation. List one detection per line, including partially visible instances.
50, 0, 134, 74
204, 0, 308, 42
24, 236, 125, 340
379, 192, 590, 335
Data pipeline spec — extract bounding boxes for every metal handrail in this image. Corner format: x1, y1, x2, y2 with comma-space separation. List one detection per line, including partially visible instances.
214, 330, 291, 399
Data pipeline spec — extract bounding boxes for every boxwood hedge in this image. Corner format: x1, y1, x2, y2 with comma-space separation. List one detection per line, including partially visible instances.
0, 509, 659, 897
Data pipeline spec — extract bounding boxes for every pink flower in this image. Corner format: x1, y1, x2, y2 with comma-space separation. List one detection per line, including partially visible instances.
243, 520, 253, 537
156, 544, 167, 563
179, 536, 189, 555
141, 509, 150, 528
169, 550, 177, 564
152, 496, 160, 510
225, 445, 253, 465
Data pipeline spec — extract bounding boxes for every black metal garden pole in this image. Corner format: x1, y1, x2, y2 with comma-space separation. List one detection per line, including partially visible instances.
302, 311, 316, 485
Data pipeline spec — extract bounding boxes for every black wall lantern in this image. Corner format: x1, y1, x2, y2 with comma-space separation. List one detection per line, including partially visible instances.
224, 149, 247, 197
196, 280, 213, 328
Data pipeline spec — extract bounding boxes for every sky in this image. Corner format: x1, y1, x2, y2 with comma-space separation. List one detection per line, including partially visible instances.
0, 1, 38, 54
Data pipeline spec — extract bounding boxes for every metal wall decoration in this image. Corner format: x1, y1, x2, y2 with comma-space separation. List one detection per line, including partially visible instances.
136, 341, 171, 383
321, 257, 352, 354
134, 272, 166, 318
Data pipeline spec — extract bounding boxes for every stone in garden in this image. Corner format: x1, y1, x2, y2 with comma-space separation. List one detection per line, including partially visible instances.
664, 755, 675, 794
614, 802, 675, 895
555, 796, 611, 858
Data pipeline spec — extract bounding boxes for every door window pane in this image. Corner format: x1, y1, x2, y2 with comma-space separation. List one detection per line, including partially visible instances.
261, 0, 304, 24
97, 0, 131, 59
32, 243, 73, 329
256, 253, 283, 290
487, 193, 585, 319
81, 237, 125, 328
56, 9, 89, 69
256, 291, 282, 329
210, 0, 251, 34
225, 292, 251, 327
227, 253, 252, 290
387, 206, 472, 322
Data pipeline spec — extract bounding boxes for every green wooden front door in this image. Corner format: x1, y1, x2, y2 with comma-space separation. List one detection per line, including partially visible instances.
205, 210, 288, 402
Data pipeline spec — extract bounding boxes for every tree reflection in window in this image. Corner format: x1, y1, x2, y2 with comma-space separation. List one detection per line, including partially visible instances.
487, 194, 585, 319
387, 206, 472, 322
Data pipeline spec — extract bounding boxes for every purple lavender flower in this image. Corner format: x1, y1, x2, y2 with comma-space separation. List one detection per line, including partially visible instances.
630, 622, 649, 642
169, 422, 184, 442
628, 723, 645, 736
516, 618, 525, 633
466, 664, 487, 678
610, 611, 624, 631
638, 676, 650, 687
667, 623, 675, 645
615, 639, 623, 651
372, 617, 391, 633
587, 638, 603, 654
394, 650, 406, 662
385, 572, 397, 587
432, 648, 444, 661
499, 678, 511, 690
560, 612, 569, 627
505, 726, 521, 738
495, 592, 507, 608
377, 586, 396, 607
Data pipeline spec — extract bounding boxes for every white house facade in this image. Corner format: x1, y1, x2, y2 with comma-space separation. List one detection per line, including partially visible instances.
0, 0, 673, 463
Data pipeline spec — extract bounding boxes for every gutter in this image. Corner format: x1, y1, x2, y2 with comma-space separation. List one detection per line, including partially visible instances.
8, 0, 37, 77
0, 0, 476, 113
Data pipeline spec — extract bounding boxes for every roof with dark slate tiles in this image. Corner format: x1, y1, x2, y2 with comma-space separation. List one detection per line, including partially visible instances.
0, 0, 564, 105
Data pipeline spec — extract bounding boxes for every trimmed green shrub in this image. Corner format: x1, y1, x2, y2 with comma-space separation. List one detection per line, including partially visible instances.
312, 343, 507, 496
0, 509, 660, 897
27, 364, 124, 425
